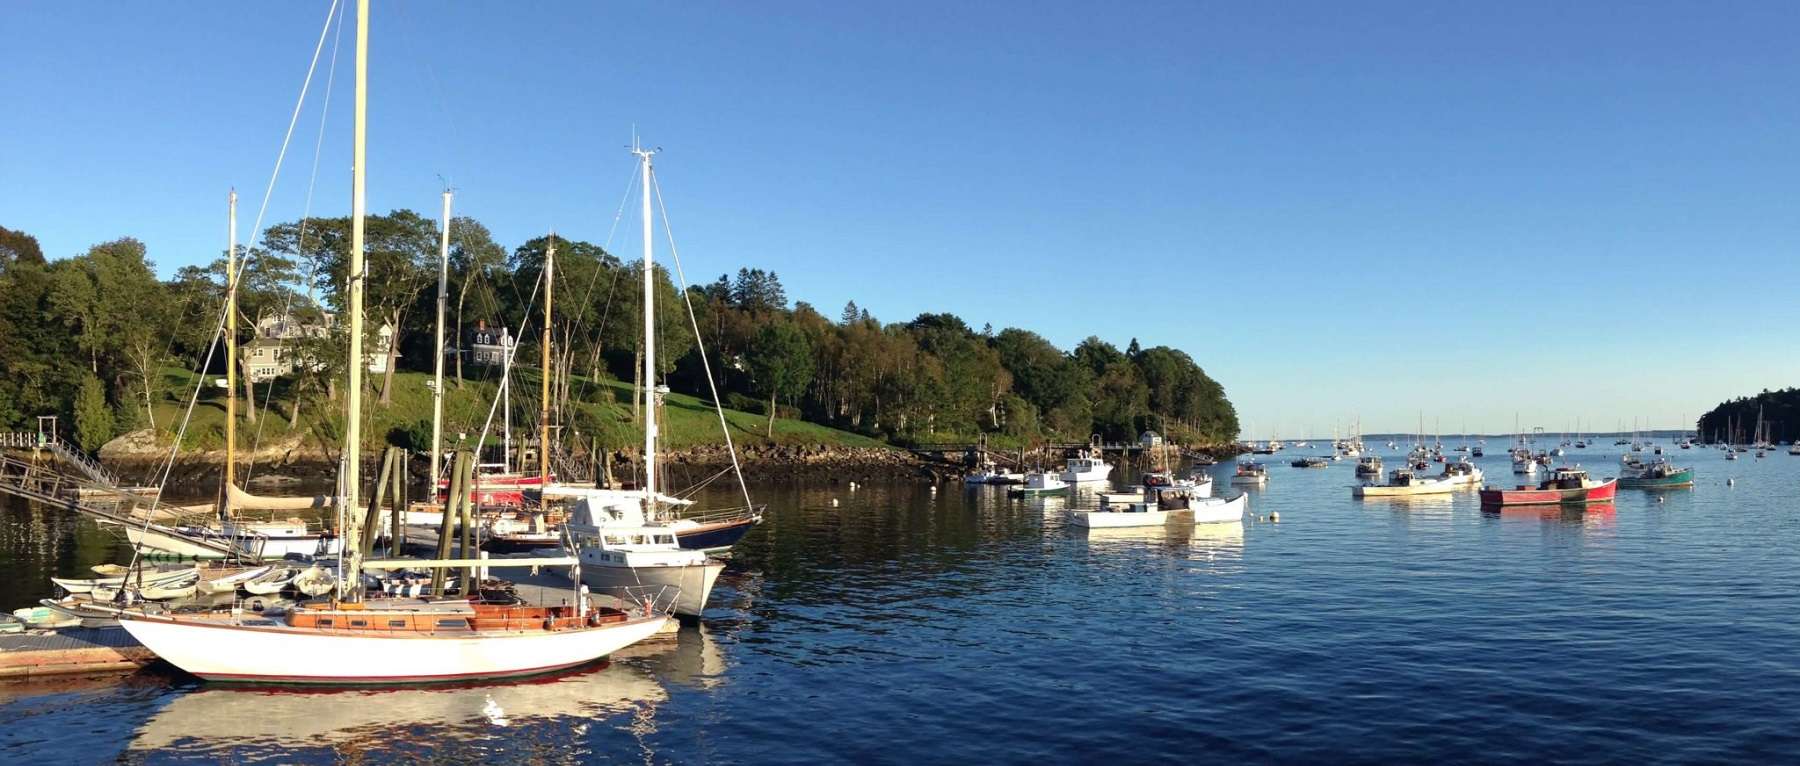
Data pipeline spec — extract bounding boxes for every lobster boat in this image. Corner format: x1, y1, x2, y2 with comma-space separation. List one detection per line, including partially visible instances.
1478, 467, 1618, 506
1617, 456, 1694, 489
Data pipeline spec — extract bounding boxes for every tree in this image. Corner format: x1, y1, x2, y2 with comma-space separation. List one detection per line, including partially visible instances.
748, 320, 813, 437
0, 225, 46, 270
840, 300, 860, 325
73, 374, 114, 451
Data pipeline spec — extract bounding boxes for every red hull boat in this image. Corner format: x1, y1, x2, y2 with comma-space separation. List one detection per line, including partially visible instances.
437, 472, 551, 507
1479, 467, 1618, 506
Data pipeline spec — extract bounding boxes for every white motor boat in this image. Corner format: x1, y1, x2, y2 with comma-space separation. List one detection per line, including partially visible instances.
567, 491, 724, 618
1437, 459, 1484, 486
1229, 461, 1268, 485
1353, 468, 1458, 498
1071, 490, 1246, 528
1060, 449, 1113, 483
1007, 471, 1069, 496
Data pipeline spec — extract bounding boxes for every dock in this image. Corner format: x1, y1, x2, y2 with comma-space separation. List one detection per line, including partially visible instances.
0, 626, 155, 679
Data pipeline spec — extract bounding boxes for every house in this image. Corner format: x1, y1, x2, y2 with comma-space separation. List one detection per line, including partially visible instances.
367, 323, 396, 375
468, 320, 513, 367
1140, 430, 1164, 448
243, 312, 334, 382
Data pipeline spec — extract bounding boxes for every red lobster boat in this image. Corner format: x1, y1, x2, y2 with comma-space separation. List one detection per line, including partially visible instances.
1478, 466, 1617, 506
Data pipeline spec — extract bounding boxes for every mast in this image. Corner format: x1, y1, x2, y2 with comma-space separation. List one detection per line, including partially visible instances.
431, 190, 450, 492
224, 189, 239, 505
636, 143, 658, 503
540, 236, 554, 487
343, 0, 369, 597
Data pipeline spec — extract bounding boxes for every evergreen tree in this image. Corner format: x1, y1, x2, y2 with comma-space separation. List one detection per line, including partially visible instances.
73, 375, 114, 451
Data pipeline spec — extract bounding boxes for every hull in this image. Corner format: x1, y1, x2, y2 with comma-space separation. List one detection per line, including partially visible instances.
118, 612, 669, 684
1354, 480, 1456, 498
672, 518, 756, 553
1072, 508, 1169, 528
1186, 493, 1247, 524
125, 525, 341, 560
580, 561, 723, 617
1060, 469, 1111, 483
1479, 478, 1618, 506
1228, 476, 1267, 485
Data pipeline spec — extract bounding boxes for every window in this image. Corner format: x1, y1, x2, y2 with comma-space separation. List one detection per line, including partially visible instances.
388, 620, 407, 628
435, 619, 468, 629
349, 619, 368, 628
316, 618, 334, 627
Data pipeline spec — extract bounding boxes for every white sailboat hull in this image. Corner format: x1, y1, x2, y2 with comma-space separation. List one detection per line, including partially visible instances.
118, 612, 670, 684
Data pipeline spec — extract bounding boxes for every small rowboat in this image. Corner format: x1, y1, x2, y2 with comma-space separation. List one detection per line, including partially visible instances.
202, 564, 276, 594
52, 565, 194, 595
242, 567, 299, 596
12, 605, 81, 630
139, 571, 201, 601
1479, 467, 1618, 506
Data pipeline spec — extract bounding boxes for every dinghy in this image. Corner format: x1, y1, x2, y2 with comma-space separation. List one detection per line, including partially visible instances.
292, 565, 338, 598
140, 571, 201, 601
51, 564, 194, 595
242, 567, 299, 596
202, 564, 276, 595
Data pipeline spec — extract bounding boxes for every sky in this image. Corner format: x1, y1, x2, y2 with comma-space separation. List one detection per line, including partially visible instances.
3, 1, 1797, 437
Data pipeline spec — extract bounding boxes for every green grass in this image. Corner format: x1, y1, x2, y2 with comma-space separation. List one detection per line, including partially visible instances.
145, 367, 887, 454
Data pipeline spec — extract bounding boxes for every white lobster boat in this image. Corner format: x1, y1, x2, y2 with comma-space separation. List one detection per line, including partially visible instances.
1353, 468, 1459, 498
1059, 449, 1113, 484
1072, 489, 1246, 528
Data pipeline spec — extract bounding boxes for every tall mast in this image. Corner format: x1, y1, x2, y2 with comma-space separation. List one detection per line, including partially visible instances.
224, 189, 238, 503
636, 143, 658, 501
343, 0, 369, 595
540, 236, 554, 487
431, 190, 450, 492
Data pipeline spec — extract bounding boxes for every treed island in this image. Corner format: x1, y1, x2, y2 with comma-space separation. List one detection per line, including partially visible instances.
0, 219, 1240, 474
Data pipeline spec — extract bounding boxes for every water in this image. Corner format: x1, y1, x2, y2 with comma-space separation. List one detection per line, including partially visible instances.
4, 445, 1800, 763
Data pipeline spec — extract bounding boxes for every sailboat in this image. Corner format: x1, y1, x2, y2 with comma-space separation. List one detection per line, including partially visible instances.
565, 144, 736, 617
107, 1, 669, 683
126, 191, 342, 561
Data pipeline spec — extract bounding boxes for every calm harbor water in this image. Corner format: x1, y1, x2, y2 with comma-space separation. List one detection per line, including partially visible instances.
3, 445, 1800, 763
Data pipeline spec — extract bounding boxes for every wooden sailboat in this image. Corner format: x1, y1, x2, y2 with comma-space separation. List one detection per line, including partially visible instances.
110, 0, 669, 683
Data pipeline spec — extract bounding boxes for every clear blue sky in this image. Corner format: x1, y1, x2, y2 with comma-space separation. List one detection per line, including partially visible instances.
4, 1, 1797, 436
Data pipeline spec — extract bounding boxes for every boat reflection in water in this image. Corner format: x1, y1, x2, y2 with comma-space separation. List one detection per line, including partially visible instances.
1482, 500, 1617, 528
126, 625, 725, 758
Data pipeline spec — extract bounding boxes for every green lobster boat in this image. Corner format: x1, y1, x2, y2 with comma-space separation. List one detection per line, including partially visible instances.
1618, 456, 1694, 489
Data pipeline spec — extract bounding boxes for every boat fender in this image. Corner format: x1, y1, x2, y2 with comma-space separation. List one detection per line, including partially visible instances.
544, 618, 555, 631
1727, 478, 1735, 487
1269, 512, 1279, 523
249, 599, 266, 613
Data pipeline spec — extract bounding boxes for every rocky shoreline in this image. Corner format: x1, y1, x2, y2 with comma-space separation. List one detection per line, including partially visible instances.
95, 430, 946, 489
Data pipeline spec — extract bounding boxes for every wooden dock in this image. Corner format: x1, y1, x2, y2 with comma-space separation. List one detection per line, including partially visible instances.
0, 626, 155, 679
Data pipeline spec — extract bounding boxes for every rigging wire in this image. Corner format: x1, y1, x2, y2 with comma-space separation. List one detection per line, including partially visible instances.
244, 0, 347, 481
123, 0, 344, 578
652, 164, 756, 511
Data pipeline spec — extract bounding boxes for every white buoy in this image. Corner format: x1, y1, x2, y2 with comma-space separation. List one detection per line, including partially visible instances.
831, 498, 839, 507
1727, 478, 1735, 487
1269, 511, 1280, 522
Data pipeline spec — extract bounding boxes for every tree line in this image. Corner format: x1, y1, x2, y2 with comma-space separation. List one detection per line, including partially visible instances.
0, 217, 1238, 452
1698, 388, 1798, 444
